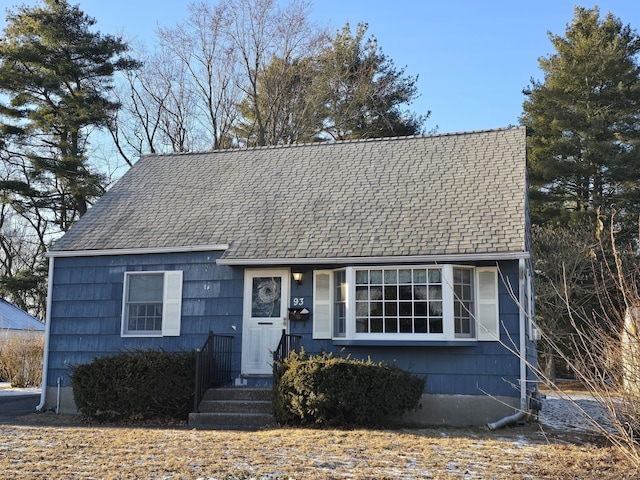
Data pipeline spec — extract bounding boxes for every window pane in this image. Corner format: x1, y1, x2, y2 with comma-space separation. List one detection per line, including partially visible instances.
384, 302, 397, 316
399, 285, 412, 300
415, 301, 427, 316
356, 317, 368, 332
370, 286, 383, 300
356, 286, 369, 300
399, 302, 412, 316
414, 285, 427, 300
430, 317, 443, 333
428, 269, 441, 283
370, 270, 382, 284
414, 317, 427, 333
413, 269, 427, 284
128, 274, 163, 302
384, 286, 397, 300
398, 269, 412, 284
429, 285, 442, 300
356, 302, 368, 316
399, 318, 412, 333
384, 269, 397, 284
453, 268, 462, 283
356, 270, 368, 284
371, 317, 383, 332
429, 301, 443, 316
370, 302, 383, 316
385, 317, 398, 333
251, 277, 281, 317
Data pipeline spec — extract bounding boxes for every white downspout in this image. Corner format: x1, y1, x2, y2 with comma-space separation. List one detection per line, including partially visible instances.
36, 255, 55, 412
518, 258, 527, 413
487, 259, 529, 430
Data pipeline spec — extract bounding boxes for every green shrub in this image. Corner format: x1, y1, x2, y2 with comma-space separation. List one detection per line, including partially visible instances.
0, 331, 44, 387
273, 351, 425, 427
70, 349, 196, 421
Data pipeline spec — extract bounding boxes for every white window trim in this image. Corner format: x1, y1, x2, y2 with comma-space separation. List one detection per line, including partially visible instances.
121, 270, 183, 338
312, 265, 500, 342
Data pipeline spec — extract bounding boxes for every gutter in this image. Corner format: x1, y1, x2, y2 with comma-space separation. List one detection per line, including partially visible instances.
217, 251, 531, 266
46, 244, 229, 258
36, 256, 55, 412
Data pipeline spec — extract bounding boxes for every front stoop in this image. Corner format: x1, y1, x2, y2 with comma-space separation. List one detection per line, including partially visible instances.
189, 387, 273, 430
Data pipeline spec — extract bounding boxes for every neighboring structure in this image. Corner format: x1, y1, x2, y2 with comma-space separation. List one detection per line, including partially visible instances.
39, 128, 538, 425
0, 298, 45, 338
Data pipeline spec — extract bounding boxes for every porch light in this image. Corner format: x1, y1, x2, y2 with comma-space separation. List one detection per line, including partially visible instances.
292, 272, 303, 285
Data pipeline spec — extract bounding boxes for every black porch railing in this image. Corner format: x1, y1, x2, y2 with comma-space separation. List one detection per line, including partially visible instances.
272, 329, 302, 378
194, 331, 233, 413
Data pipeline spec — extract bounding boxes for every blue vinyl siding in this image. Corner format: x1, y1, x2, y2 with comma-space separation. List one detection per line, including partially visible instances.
47, 255, 535, 400
47, 251, 244, 388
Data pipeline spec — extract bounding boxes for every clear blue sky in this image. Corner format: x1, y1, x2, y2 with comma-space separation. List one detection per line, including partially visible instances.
3, 1, 640, 134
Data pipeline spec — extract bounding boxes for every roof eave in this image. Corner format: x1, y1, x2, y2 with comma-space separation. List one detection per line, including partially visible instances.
217, 251, 532, 266
46, 244, 230, 258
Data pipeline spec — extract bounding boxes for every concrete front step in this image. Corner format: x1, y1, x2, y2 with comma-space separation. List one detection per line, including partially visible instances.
188, 411, 274, 430
190, 387, 274, 430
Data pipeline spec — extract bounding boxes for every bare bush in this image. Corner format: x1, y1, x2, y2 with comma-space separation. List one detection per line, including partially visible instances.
535, 210, 640, 467
0, 330, 44, 387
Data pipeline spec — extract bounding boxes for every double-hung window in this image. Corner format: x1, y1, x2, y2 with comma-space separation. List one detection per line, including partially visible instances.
121, 271, 183, 337
313, 265, 499, 342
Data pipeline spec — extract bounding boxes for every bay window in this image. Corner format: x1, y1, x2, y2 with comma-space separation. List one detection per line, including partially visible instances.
313, 265, 499, 342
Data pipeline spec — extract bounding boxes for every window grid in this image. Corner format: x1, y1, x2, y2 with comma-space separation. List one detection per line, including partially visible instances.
453, 267, 474, 337
355, 267, 444, 334
334, 270, 346, 337
128, 303, 163, 331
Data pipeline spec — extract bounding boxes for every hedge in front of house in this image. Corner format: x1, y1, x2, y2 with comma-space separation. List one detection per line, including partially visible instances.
70, 349, 196, 421
273, 351, 425, 427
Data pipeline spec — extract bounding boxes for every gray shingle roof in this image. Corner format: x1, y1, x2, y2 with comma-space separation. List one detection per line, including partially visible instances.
0, 298, 45, 331
50, 128, 528, 260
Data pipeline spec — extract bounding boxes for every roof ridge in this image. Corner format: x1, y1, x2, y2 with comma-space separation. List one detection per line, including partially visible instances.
141, 126, 524, 159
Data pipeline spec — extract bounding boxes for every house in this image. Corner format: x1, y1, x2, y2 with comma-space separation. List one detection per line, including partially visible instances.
0, 298, 45, 339
39, 127, 538, 426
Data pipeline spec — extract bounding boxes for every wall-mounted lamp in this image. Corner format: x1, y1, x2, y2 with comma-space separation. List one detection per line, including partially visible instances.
292, 272, 303, 285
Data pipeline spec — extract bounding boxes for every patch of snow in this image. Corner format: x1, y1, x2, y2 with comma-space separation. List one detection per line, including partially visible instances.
0, 382, 40, 396
538, 391, 615, 434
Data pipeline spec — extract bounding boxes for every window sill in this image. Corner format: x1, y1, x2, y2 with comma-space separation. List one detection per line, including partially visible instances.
121, 333, 163, 338
332, 339, 478, 347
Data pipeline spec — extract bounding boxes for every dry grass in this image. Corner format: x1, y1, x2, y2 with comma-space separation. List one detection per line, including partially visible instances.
0, 413, 636, 479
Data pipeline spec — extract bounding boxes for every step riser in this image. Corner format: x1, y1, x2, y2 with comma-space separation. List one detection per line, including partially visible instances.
202, 388, 272, 402
198, 400, 271, 414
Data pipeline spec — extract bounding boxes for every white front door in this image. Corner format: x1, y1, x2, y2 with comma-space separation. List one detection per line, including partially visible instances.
241, 269, 289, 375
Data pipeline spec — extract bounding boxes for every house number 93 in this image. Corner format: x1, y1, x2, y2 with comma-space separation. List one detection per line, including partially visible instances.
292, 297, 304, 306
